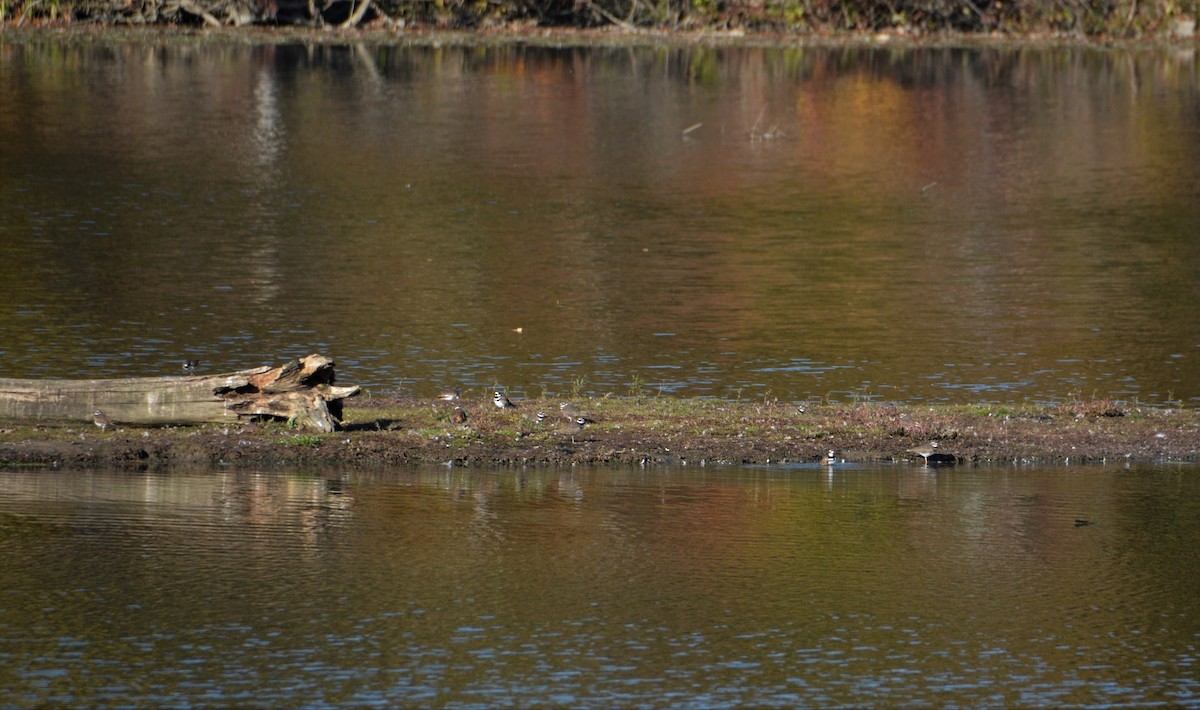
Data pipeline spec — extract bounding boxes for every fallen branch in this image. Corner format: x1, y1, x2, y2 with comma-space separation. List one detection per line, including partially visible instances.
179, 0, 223, 26
340, 0, 371, 28
582, 0, 640, 31
0, 354, 359, 432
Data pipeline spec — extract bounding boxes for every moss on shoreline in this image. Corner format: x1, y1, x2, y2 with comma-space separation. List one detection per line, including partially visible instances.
1, 397, 1196, 470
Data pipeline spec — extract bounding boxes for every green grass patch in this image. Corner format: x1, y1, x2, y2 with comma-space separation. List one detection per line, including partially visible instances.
282, 434, 322, 448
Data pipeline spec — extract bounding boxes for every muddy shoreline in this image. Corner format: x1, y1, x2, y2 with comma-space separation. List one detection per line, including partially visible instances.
1, 397, 1197, 470
3, 23, 1195, 50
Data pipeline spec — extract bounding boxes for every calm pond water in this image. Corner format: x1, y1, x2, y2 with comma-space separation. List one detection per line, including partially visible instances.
0, 464, 1197, 706
1, 38, 1199, 404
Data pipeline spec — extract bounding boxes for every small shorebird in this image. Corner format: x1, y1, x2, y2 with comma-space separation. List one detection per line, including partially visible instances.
536, 412, 548, 426
451, 406, 468, 424
493, 391, 517, 409
560, 402, 595, 423
438, 388, 461, 402
907, 441, 941, 464
560, 416, 588, 443
93, 410, 112, 431
825, 449, 838, 465
182, 359, 201, 374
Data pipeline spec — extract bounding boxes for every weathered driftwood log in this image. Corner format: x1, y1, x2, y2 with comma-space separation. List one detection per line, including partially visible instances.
0, 354, 359, 433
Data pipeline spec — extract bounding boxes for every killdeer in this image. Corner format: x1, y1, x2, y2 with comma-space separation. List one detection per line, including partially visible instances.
536, 412, 548, 426
493, 391, 517, 409
825, 449, 838, 465
182, 359, 200, 374
438, 388, 461, 402
559, 402, 595, 423
560, 416, 588, 443
92, 409, 111, 431
907, 441, 940, 463
451, 406, 468, 424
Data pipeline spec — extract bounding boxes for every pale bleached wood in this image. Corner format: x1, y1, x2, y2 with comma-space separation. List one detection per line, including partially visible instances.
0, 354, 358, 432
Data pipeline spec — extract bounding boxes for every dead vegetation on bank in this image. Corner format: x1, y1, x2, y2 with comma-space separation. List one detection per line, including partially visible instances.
0, 396, 1196, 469
4, 0, 1198, 39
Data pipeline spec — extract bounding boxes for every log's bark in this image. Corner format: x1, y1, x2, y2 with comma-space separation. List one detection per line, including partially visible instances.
0, 354, 359, 433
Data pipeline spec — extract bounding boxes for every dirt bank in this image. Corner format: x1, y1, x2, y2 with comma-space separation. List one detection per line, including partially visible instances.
1, 396, 1197, 469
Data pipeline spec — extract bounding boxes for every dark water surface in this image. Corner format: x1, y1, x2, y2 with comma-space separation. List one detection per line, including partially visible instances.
0, 465, 1197, 706
1, 38, 1199, 403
